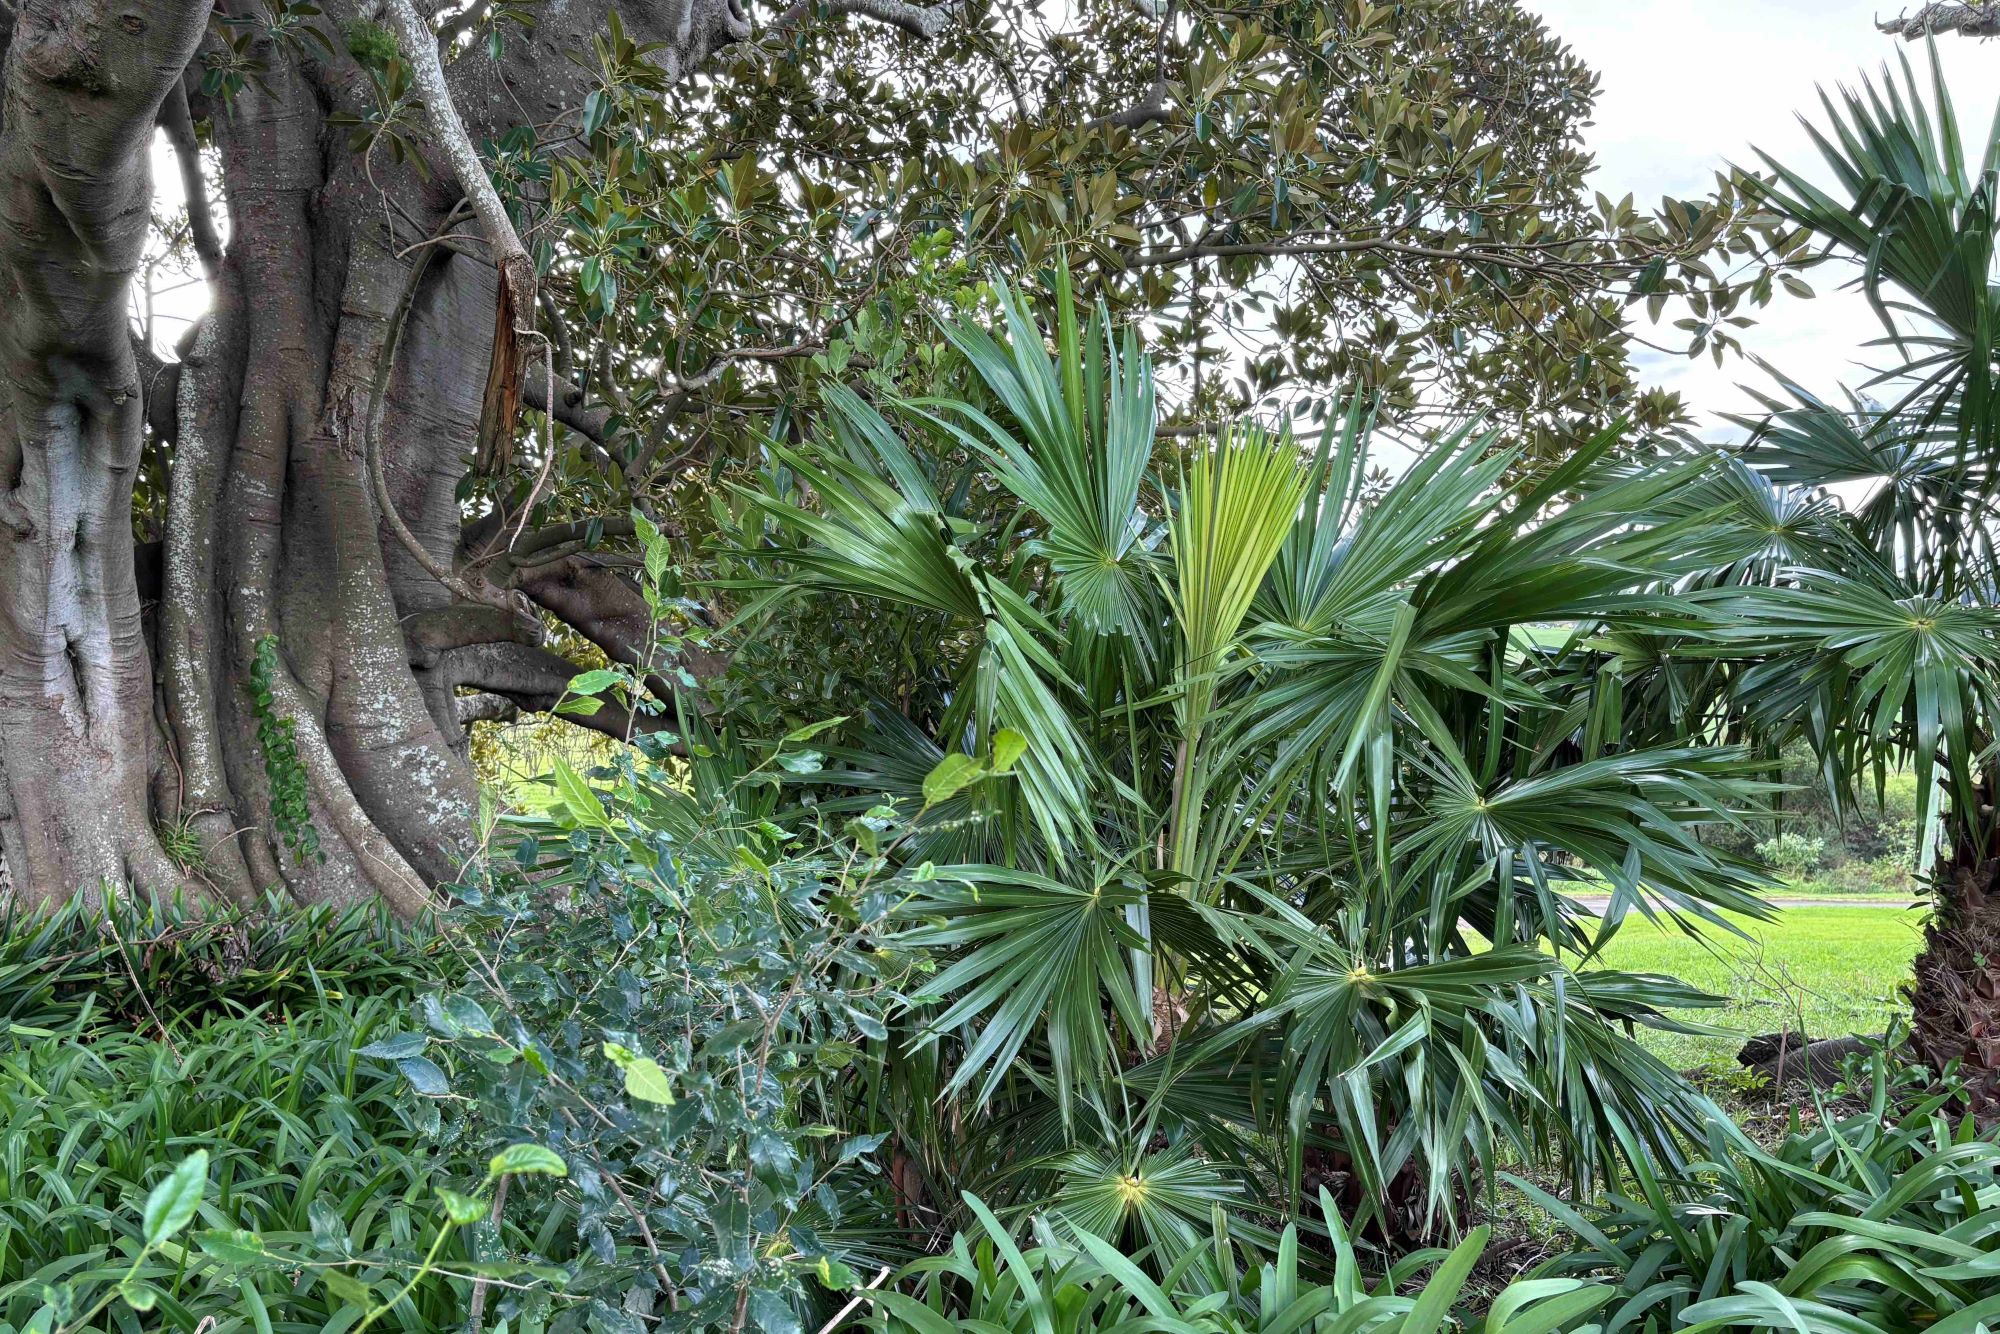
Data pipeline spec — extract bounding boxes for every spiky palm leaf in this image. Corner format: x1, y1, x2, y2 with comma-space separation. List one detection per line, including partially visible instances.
1752, 50, 1997, 464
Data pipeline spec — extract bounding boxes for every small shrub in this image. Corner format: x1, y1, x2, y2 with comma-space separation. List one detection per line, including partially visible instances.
404, 724, 926, 1332
1752, 830, 1825, 876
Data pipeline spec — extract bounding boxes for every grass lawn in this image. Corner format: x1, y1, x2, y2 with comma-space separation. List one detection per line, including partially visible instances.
1574, 905, 1928, 1073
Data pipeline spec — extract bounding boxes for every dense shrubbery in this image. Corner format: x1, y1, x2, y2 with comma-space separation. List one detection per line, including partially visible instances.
0, 890, 436, 1036
1726, 751, 1922, 894
0, 995, 471, 1333
0, 895, 511, 1334
407, 716, 926, 1332
703, 272, 1799, 1254
9, 47, 1999, 1334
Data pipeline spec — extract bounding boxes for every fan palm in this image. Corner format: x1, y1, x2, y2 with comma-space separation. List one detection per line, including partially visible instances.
734, 274, 1786, 1249
1673, 49, 2000, 1107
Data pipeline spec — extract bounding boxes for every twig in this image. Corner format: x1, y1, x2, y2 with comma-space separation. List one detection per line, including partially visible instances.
505, 332, 558, 552
100, 890, 178, 1058
382, 0, 537, 329
365, 203, 499, 607
382, 0, 538, 470
814, 1266, 892, 1334
466, 1174, 509, 1333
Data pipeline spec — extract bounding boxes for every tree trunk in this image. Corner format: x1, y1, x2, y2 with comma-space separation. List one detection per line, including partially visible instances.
0, 0, 755, 912
1909, 846, 2000, 1116
0, 0, 217, 902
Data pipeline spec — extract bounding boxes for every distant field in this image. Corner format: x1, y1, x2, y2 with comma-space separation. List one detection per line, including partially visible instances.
1575, 905, 1927, 1072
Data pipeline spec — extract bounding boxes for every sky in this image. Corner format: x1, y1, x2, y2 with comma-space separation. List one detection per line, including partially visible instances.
1528, 0, 1993, 437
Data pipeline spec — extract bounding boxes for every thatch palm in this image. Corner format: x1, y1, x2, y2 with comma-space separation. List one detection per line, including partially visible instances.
1699, 52, 2000, 1107
733, 271, 1797, 1248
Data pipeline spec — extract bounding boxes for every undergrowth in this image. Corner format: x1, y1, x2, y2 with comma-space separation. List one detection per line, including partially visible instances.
0, 889, 442, 1039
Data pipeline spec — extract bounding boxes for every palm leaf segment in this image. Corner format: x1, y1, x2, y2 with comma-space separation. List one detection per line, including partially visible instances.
733, 382, 1097, 856
1683, 51, 2000, 869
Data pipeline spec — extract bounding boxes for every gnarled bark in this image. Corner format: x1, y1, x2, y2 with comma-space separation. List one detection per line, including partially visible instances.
0, 0, 958, 912
1878, 4, 2000, 38
0, 0, 215, 900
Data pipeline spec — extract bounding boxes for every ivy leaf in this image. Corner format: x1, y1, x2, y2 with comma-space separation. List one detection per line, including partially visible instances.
143, 1150, 208, 1247
846, 1006, 888, 1041
308, 1199, 349, 1252
624, 1058, 675, 1104
421, 992, 465, 1037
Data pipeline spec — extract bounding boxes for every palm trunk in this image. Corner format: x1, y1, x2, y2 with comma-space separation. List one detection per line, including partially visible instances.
1909, 843, 2000, 1115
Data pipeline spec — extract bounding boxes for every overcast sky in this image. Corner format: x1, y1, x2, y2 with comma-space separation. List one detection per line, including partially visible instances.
1528, 1, 1993, 436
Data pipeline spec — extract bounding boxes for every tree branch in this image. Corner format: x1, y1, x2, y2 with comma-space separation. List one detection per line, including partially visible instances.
663, 339, 825, 393
159, 79, 223, 282
518, 340, 821, 472
1086, 0, 1176, 131
1085, 82, 1172, 131
130, 330, 181, 447
382, 0, 538, 471
1126, 232, 1641, 279
454, 691, 518, 725
369, 209, 510, 609
403, 603, 542, 668
771, 0, 965, 40
437, 0, 494, 48
1877, 3, 2000, 37
502, 552, 731, 692
437, 640, 684, 746
383, 0, 535, 324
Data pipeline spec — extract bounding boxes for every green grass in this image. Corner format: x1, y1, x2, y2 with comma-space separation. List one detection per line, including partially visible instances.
1577, 906, 1927, 1072
1782, 863, 1922, 899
